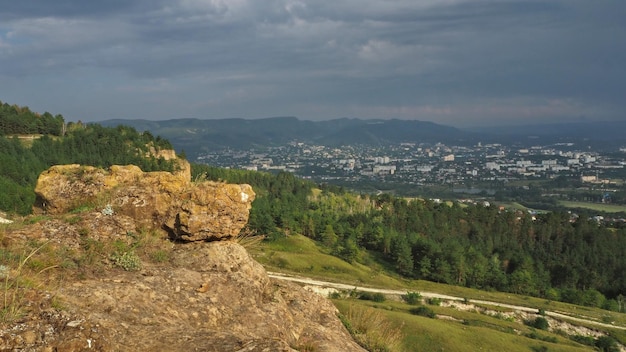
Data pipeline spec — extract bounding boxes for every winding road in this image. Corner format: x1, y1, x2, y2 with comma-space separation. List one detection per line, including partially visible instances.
268, 271, 626, 331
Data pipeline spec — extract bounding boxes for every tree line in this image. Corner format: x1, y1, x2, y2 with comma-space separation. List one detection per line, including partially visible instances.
0, 101, 65, 136
193, 166, 626, 312
1, 111, 176, 215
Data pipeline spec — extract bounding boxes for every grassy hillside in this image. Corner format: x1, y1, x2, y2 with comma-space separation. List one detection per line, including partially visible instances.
249, 233, 408, 289
333, 299, 595, 352
252, 234, 626, 351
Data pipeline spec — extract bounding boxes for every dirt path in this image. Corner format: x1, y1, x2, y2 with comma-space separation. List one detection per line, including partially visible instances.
268, 271, 626, 331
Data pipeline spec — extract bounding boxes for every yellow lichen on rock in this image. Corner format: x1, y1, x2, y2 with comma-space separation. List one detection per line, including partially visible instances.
33, 160, 255, 241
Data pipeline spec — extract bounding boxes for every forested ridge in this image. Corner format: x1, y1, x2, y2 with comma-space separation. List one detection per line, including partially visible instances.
193, 164, 626, 312
0, 100, 65, 136
0, 103, 176, 215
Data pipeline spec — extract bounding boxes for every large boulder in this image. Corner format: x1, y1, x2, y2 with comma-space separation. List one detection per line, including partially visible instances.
34, 163, 255, 241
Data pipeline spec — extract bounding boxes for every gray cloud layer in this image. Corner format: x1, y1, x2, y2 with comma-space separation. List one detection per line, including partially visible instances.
0, 0, 624, 126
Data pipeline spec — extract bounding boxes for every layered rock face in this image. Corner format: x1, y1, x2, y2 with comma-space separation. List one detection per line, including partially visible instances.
34, 163, 254, 241
1, 163, 365, 351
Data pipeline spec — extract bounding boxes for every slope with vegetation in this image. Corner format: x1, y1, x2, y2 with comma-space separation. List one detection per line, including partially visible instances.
192, 165, 626, 312
2, 101, 626, 351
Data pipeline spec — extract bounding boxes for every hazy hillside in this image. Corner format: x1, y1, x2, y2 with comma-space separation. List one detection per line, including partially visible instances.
99, 117, 476, 158
100, 117, 626, 158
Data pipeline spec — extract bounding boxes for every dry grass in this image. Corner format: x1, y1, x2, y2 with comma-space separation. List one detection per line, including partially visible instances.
1, 219, 178, 325
1, 241, 57, 324
341, 304, 404, 352
292, 337, 320, 352
133, 228, 174, 264
233, 228, 265, 250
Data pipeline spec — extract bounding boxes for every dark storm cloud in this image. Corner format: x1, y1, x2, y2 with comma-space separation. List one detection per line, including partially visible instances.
0, 0, 624, 125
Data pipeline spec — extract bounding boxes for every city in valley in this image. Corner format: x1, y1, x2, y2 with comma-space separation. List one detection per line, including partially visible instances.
197, 140, 626, 221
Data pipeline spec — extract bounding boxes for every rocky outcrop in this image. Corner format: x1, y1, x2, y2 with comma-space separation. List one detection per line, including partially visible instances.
1, 164, 365, 351
33, 163, 254, 241
54, 241, 362, 351
1, 240, 365, 351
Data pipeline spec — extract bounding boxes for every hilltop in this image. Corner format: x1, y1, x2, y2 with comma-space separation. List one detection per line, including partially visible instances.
0, 160, 364, 351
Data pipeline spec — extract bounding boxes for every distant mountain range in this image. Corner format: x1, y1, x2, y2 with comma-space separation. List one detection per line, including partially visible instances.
98, 117, 626, 158
99, 117, 474, 157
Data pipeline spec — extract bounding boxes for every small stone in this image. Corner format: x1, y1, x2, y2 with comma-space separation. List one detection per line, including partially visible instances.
66, 320, 83, 328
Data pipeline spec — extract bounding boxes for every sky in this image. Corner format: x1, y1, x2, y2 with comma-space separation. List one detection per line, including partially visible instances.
0, 1, 624, 127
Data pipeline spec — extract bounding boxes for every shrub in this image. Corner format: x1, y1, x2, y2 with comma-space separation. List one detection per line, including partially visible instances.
525, 317, 549, 330
426, 297, 442, 306
602, 299, 619, 312
525, 331, 557, 343
372, 293, 386, 302
329, 291, 343, 299
595, 336, 619, 352
358, 292, 373, 300
111, 251, 142, 271
402, 291, 422, 305
409, 306, 436, 318
358, 291, 386, 302
570, 335, 595, 346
